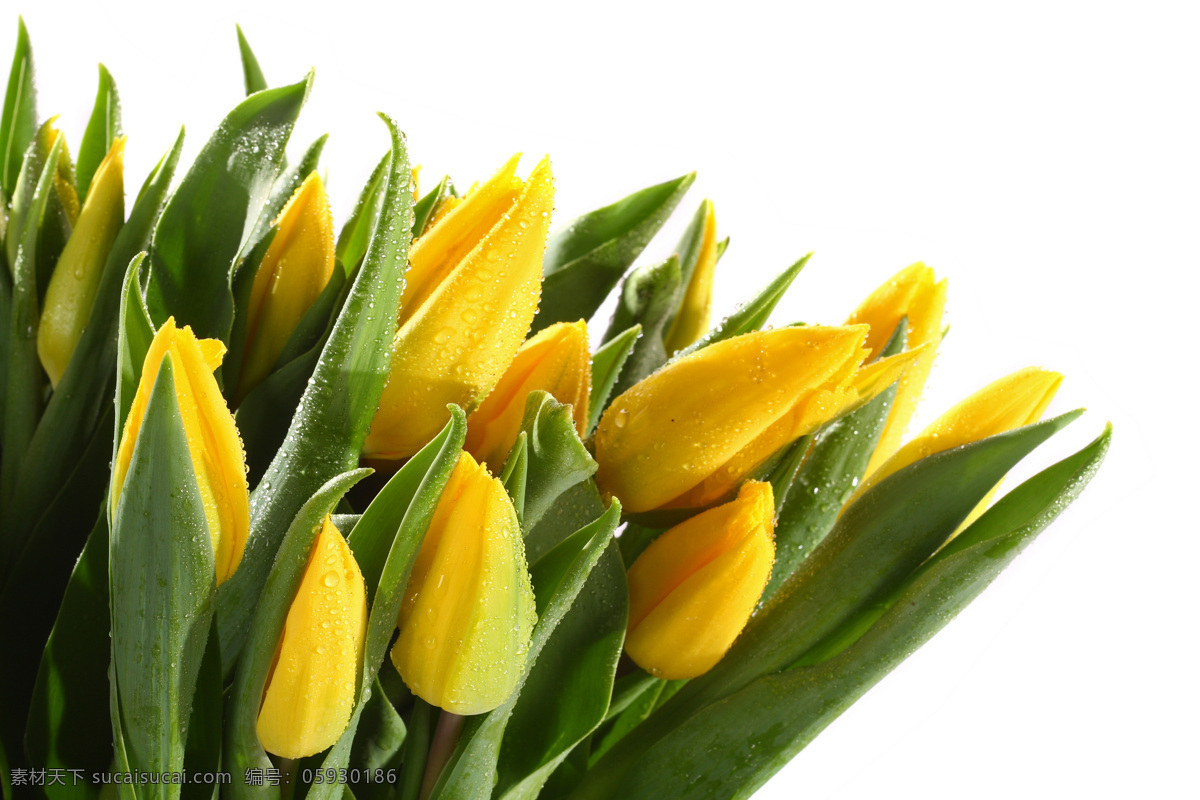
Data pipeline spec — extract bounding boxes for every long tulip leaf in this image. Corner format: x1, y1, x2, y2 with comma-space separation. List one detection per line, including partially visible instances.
114, 253, 156, 448
243, 133, 328, 257
0, 17, 36, 198
75, 64, 122, 201
307, 410, 466, 800
225, 469, 370, 800
216, 114, 414, 674
605, 425, 1111, 800
502, 432, 530, 524
430, 501, 621, 800
411, 174, 454, 239
587, 324, 639, 434
144, 74, 310, 342
109, 360, 216, 799
574, 411, 1083, 798
532, 173, 694, 333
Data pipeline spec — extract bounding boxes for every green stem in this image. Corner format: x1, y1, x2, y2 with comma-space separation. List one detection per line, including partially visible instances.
419, 711, 464, 800
398, 700, 432, 800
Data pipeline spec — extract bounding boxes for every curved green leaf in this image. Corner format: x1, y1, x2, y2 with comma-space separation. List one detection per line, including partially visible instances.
336, 152, 389, 275
216, 114, 414, 674
574, 411, 1084, 799
145, 73, 310, 341
518, 391, 598, 532
532, 173, 693, 333
243, 133, 328, 257
608, 425, 1112, 800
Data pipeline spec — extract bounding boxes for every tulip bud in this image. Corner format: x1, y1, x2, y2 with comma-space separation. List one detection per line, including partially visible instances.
846, 263, 947, 475
663, 200, 719, 354
237, 172, 336, 401
464, 319, 591, 469
364, 155, 555, 462
846, 367, 1063, 520
37, 137, 126, 387
257, 515, 368, 759
594, 326, 924, 513
625, 480, 775, 679
390, 452, 536, 715
112, 318, 250, 585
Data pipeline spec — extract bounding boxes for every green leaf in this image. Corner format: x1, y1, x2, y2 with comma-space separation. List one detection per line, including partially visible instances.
336, 152, 389, 275
660, 200, 717, 339
243, 133, 328, 257
145, 73, 310, 341
606, 425, 1112, 800
348, 679, 406, 786
236, 25, 268, 95
114, 253, 156, 448
22, 514, 109, 800
429, 501, 622, 800
76, 64, 122, 201
672, 254, 810, 362
762, 319, 908, 603
600, 256, 681, 400
590, 679, 663, 765
1, 406, 112, 777
517, 391, 598, 532
532, 173, 694, 333
307, 410, 467, 800
4, 120, 60, 275
181, 620, 223, 800
411, 174, 454, 239
109, 359, 216, 797
0, 135, 62, 534
586, 324, 639, 435
225, 469, 369, 800
234, 265, 348, 485
495, 536, 626, 800
573, 411, 1084, 799
215, 114, 414, 673
502, 432, 529, 525
4, 131, 181, 558
0, 17, 36, 198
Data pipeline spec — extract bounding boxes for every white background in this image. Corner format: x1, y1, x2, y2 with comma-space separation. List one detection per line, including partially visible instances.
16, 1, 1197, 797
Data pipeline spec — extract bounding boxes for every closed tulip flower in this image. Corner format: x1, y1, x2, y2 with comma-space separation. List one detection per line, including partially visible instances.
846, 366, 1063, 524
390, 452, 536, 715
625, 480, 775, 679
37, 136, 126, 387
663, 200, 719, 354
236, 172, 336, 402
464, 319, 590, 469
257, 515, 367, 759
594, 326, 925, 513
846, 263, 947, 476
112, 317, 250, 585
364, 155, 555, 463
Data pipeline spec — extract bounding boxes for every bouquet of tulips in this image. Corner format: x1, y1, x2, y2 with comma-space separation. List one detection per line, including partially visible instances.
0, 18, 1110, 800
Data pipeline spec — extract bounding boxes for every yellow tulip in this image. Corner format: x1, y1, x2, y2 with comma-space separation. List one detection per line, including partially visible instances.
845, 366, 1063, 524
464, 319, 591, 469
390, 452, 536, 715
594, 326, 925, 513
663, 200, 719, 354
846, 263, 947, 476
625, 480, 775, 679
37, 136, 126, 387
364, 155, 555, 463
237, 172, 335, 402
257, 515, 367, 759
112, 318, 250, 585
